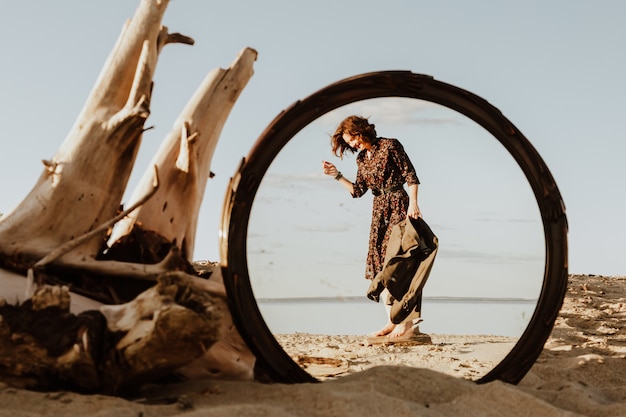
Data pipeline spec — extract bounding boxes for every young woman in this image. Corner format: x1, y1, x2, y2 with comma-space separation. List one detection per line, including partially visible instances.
322, 115, 422, 337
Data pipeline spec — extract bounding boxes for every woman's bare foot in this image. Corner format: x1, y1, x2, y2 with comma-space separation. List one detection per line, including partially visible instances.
371, 322, 396, 337
387, 322, 413, 338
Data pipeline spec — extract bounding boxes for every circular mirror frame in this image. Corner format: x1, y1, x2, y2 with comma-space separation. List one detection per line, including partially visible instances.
219, 71, 568, 385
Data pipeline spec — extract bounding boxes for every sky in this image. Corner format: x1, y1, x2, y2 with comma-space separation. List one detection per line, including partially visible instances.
0, 1, 624, 311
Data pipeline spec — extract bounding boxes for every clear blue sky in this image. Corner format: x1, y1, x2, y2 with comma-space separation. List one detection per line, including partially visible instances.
0, 0, 624, 290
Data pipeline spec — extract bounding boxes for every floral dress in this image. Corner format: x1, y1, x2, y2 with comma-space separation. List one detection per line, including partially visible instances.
351, 138, 420, 280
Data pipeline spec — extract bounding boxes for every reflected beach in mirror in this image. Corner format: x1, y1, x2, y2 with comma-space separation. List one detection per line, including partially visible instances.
245, 98, 545, 380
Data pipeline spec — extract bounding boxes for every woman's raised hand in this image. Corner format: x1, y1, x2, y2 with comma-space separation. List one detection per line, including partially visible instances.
322, 160, 338, 177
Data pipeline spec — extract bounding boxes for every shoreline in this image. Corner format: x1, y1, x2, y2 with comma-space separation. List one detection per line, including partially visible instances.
258, 296, 534, 337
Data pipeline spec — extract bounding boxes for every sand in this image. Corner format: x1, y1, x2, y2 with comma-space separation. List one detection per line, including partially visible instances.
1, 274, 625, 417
274, 332, 517, 381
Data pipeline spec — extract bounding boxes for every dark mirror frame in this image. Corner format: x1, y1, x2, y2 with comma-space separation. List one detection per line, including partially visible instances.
219, 71, 568, 384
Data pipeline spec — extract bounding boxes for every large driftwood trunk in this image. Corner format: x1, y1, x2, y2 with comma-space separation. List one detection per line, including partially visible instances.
0, 0, 257, 394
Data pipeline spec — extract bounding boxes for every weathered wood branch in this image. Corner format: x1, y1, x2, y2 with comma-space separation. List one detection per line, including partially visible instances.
32, 167, 159, 273
0, 0, 178, 265
157, 28, 195, 52
108, 47, 258, 259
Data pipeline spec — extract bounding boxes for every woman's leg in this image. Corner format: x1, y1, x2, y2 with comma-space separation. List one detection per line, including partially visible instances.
376, 289, 422, 337
371, 289, 396, 336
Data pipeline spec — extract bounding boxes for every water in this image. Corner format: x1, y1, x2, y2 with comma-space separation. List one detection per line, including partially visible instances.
257, 297, 537, 337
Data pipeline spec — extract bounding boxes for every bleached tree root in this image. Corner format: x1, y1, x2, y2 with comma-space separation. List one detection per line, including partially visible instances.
174, 263, 256, 381
0, 273, 222, 395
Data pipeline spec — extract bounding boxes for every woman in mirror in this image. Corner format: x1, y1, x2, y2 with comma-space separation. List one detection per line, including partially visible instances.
322, 115, 423, 338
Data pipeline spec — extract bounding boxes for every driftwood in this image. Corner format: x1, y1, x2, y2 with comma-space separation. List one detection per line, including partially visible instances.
0, 274, 221, 394
0, 0, 256, 394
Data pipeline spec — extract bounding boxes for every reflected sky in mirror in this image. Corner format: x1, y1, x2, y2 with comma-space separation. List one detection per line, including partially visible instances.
247, 98, 544, 338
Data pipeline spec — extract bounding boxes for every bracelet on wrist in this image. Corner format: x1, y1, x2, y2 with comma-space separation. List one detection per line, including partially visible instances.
334, 172, 343, 180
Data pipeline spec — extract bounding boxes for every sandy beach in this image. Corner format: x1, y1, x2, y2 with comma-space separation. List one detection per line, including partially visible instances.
1, 273, 624, 416
273, 332, 517, 382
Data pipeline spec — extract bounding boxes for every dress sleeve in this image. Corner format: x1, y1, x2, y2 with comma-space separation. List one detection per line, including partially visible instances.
351, 155, 368, 198
392, 139, 420, 186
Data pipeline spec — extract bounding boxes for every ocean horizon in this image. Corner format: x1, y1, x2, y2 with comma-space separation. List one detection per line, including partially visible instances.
256, 296, 537, 338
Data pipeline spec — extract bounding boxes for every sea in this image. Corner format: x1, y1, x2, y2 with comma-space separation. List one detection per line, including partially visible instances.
256, 296, 537, 338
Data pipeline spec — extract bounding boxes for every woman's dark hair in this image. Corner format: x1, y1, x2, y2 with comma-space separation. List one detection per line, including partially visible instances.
331, 115, 378, 158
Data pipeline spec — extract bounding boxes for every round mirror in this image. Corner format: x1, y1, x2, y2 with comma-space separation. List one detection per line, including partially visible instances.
220, 71, 568, 384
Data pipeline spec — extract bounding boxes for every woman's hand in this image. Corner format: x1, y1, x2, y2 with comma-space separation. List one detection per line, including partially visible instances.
322, 160, 338, 177
406, 184, 421, 219
407, 200, 422, 219
323, 160, 355, 194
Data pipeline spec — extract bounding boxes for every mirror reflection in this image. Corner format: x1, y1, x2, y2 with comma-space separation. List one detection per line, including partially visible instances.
246, 98, 545, 380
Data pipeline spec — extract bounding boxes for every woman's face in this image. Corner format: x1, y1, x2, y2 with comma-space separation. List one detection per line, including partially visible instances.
342, 132, 367, 151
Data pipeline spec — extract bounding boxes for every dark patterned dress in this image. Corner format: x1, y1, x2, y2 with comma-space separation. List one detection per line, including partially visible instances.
351, 138, 420, 280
